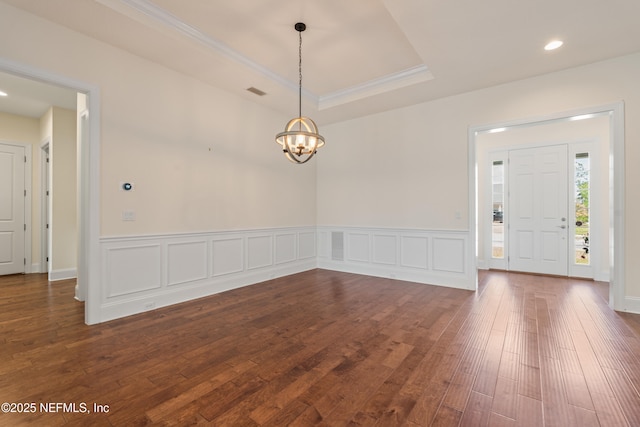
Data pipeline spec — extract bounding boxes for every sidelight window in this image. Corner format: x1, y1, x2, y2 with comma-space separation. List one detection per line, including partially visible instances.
491, 160, 504, 259
574, 153, 590, 265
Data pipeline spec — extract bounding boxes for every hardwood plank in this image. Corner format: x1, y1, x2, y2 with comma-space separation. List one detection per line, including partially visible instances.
562, 370, 594, 410
488, 412, 517, 427
515, 394, 544, 426
491, 376, 518, 420
601, 367, 640, 426
518, 364, 542, 401
539, 356, 573, 426
431, 405, 463, 427
2, 270, 640, 426
459, 391, 492, 426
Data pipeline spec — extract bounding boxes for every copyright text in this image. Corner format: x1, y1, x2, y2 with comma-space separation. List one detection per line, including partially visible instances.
2, 402, 110, 414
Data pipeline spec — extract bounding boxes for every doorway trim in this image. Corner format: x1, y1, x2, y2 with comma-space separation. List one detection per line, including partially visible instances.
468, 102, 625, 311
0, 57, 102, 324
40, 139, 50, 275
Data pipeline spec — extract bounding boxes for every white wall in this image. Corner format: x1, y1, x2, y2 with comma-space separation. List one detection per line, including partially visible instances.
49, 107, 77, 276
0, 2, 316, 238
319, 53, 640, 301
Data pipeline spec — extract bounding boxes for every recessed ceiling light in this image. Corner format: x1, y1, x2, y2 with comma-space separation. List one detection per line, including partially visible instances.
0, 90, 8, 97
570, 114, 595, 121
544, 40, 563, 51
488, 127, 507, 133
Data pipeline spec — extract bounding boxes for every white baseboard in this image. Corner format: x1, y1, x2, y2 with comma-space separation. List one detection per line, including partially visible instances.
622, 296, 640, 315
49, 268, 77, 281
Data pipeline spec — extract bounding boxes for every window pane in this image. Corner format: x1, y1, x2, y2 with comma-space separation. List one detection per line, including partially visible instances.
575, 153, 590, 265
492, 161, 504, 259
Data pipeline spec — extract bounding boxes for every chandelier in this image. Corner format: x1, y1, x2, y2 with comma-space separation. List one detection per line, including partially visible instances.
275, 22, 325, 164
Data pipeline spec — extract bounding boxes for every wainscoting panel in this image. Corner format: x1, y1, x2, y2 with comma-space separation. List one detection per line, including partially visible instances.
298, 231, 316, 260
400, 235, 429, 269
275, 233, 296, 265
104, 244, 163, 298
99, 227, 317, 322
373, 234, 397, 265
247, 235, 273, 270
211, 236, 243, 277
347, 232, 370, 263
432, 236, 465, 273
318, 226, 473, 290
167, 240, 208, 286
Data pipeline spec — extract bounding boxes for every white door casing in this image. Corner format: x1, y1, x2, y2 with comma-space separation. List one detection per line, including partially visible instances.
0, 143, 26, 275
508, 144, 568, 276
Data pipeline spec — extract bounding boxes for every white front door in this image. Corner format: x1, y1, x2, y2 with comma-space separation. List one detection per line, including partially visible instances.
508, 144, 568, 275
0, 143, 26, 275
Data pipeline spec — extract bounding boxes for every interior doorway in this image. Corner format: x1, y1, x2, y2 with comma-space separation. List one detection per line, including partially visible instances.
469, 103, 625, 311
0, 58, 100, 324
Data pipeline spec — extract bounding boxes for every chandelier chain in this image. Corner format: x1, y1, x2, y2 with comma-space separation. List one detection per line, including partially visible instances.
298, 30, 302, 119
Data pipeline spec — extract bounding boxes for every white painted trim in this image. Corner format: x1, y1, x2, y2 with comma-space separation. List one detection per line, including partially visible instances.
318, 226, 475, 290
469, 102, 625, 311
99, 227, 317, 322
318, 65, 433, 110
40, 139, 50, 274
0, 57, 102, 325
49, 268, 77, 281
622, 297, 640, 315
468, 127, 479, 291
24, 144, 32, 274
610, 103, 625, 311
75, 108, 90, 302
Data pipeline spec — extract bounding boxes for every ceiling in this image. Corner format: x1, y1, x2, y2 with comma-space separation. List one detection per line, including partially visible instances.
1, 0, 640, 123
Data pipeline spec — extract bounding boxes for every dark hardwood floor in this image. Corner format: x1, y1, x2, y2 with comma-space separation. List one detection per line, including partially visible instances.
1, 269, 640, 426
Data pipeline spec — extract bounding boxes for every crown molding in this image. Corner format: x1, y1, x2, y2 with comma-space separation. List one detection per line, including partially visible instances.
318, 65, 433, 110
97, 0, 299, 93
97, 0, 430, 110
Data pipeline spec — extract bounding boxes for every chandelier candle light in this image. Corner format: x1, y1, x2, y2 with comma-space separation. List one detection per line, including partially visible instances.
275, 22, 325, 164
